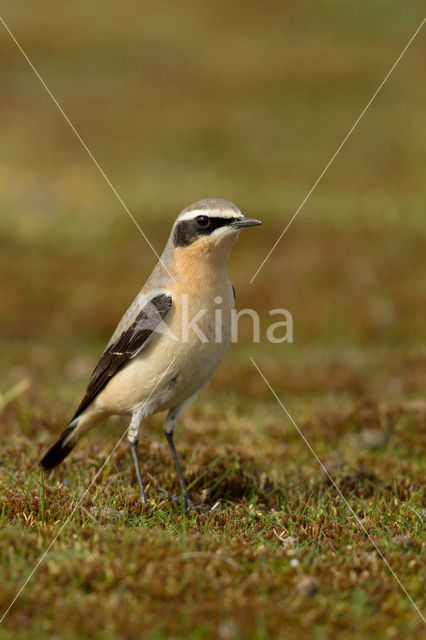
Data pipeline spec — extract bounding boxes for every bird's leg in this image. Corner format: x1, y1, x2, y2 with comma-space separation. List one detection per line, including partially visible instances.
165, 431, 195, 511
127, 411, 148, 507
164, 409, 195, 511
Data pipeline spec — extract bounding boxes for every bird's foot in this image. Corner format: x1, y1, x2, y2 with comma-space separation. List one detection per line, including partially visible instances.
155, 488, 206, 513
182, 494, 197, 512
134, 496, 150, 514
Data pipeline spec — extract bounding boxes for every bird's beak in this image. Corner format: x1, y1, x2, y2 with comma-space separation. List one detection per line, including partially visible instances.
231, 217, 262, 229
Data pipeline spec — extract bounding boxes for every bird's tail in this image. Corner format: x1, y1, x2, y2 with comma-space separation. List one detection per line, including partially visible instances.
40, 417, 81, 470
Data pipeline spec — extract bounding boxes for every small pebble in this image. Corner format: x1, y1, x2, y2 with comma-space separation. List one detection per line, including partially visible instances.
357, 428, 388, 450
392, 535, 414, 548
217, 620, 239, 640
294, 575, 319, 597
322, 456, 345, 474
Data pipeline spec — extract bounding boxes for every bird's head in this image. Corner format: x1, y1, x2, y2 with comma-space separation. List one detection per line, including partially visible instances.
172, 199, 261, 261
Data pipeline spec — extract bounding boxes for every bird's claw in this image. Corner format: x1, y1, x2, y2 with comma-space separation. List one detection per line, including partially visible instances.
155, 488, 170, 498
155, 488, 205, 513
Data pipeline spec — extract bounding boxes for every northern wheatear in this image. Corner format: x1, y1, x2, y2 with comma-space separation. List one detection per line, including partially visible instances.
41, 199, 261, 509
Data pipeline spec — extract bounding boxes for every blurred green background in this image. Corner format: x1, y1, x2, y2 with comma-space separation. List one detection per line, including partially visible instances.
1, 1, 425, 392
0, 2, 425, 638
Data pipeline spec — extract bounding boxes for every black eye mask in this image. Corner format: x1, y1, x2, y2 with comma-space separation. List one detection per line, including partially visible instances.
174, 217, 239, 247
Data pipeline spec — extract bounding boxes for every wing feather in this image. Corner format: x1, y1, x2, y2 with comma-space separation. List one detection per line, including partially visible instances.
71, 293, 172, 420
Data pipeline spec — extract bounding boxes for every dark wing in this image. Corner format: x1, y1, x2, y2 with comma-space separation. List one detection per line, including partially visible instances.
71, 293, 172, 421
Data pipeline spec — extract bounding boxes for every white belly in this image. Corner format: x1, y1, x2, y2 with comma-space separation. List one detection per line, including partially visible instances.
92, 281, 234, 416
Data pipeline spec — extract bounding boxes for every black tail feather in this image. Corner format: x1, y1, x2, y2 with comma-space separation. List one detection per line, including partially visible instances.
40, 425, 76, 470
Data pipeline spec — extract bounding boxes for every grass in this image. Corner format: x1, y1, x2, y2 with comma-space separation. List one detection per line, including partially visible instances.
0, 1, 425, 638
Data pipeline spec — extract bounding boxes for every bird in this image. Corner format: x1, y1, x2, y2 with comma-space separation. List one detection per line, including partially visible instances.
40, 198, 261, 510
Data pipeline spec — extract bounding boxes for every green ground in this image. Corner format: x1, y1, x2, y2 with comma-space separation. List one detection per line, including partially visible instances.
0, 2, 425, 638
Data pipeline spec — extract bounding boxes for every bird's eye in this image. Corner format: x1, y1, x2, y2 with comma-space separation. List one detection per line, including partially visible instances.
195, 215, 210, 229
